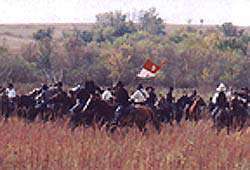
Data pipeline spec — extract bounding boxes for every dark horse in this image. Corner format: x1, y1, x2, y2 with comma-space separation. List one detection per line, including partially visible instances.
69, 96, 161, 134
16, 89, 40, 121
230, 96, 248, 131
68, 95, 115, 130
213, 107, 232, 134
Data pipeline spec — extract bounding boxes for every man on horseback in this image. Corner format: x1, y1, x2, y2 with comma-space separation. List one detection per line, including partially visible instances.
101, 87, 113, 103
69, 80, 101, 114
5, 83, 16, 118
211, 83, 229, 118
35, 84, 51, 110
6, 83, 16, 101
112, 81, 130, 124
85, 80, 102, 96
166, 87, 174, 104
130, 84, 149, 106
146, 86, 157, 109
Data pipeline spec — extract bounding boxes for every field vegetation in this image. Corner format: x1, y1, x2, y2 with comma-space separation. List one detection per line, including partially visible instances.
0, 117, 249, 170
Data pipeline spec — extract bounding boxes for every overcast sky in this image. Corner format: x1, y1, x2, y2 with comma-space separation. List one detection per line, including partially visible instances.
0, 0, 250, 26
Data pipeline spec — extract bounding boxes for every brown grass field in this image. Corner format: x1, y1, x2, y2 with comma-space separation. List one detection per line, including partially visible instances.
0, 117, 249, 170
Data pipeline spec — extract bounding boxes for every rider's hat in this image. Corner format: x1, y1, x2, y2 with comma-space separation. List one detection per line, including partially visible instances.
216, 83, 226, 92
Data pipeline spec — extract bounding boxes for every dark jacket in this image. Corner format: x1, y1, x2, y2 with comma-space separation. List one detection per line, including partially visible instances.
76, 88, 90, 103
216, 92, 228, 108
147, 91, 157, 106
166, 91, 174, 104
115, 87, 129, 106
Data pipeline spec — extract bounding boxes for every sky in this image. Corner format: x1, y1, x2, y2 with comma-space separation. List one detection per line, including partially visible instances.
0, 0, 250, 26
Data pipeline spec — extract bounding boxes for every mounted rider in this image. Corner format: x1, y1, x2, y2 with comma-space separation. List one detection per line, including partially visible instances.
69, 80, 100, 114
5, 83, 16, 117
130, 84, 149, 106
35, 84, 51, 110
85, 80, 102, 96
101, 87, 114, 103
145, 86, 157, 109
211, 83, 229, 117
112, 81, 130, 124
6, 83, 16, 101
166, 87, 174, 104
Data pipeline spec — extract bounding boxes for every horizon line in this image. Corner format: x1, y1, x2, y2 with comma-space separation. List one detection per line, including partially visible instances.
0, 22, 249, 27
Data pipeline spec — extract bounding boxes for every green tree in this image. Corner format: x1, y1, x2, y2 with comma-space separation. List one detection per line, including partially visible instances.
33, 28, 55, 81
138, 8, 165, 36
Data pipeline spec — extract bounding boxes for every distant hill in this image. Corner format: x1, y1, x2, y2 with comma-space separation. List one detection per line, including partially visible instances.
0, 23, 249, 55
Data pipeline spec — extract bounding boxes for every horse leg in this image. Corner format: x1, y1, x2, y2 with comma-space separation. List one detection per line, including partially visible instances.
152, 117, 161, 134
239, 116, 246, 131
136, 120, 146, 134
185, 112, 189, 121
176, 112, 183, 125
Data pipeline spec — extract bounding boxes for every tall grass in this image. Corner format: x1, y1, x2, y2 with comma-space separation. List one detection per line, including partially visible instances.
0, 117, 249, 170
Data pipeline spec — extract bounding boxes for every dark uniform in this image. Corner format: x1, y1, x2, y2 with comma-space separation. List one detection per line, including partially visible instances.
166, 87, 174, 104
146, 87, 157, 109
69, 88, 90, 113
113, 81, 129, 123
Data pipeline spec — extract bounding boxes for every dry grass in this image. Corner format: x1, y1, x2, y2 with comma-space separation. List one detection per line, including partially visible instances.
0, 117, 249, 170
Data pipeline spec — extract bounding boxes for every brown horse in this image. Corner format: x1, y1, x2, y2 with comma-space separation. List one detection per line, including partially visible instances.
48, 91, 74, 119
187, 96, 206, 122
117, 105, 161, 134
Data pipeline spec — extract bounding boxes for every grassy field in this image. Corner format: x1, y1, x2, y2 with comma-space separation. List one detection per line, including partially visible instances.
0, 117, 249, 170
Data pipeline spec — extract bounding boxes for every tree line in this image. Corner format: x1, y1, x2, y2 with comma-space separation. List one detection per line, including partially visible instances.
0, 8, 249, 88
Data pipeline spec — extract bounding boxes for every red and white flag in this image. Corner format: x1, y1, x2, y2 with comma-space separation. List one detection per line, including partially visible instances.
137, 59, 163, 78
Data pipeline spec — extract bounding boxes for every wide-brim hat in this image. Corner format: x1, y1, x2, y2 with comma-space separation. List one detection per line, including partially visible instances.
216, 83, 227, 92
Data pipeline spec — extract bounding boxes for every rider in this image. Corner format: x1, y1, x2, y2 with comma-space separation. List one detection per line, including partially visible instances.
130, 84, 149, 105
158, 93, 166, 109
211, 83, 228, 117
54, 81, 63, 92
85, 80, 102, 96
177, 90, 189, 109
112, 81, 130, 124
5, 83, 16, 117
6, 83, 16, 101
101, 87, 113, 102
166, 87, 174, 104
189, 90, 197, 102
70, 80, 102, 114
237, 87, 249, 104
69, 83, 90, 114
145, 86, 157, 109
36, 84, 50, 110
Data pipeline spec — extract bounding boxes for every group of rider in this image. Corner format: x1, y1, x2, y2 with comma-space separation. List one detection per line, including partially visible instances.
0, 81, 249, 122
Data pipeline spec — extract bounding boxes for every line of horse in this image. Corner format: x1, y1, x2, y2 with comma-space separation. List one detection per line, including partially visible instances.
0, 87, 249, 134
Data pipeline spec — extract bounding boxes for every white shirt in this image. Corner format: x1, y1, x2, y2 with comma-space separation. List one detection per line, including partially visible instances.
101, 90, 113, 101
212, 92, 219, 104
6, 88, 16, 99
130, 89, 149, 103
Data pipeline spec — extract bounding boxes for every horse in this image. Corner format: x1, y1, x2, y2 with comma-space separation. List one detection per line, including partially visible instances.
174, 95, 191, 124
118, 105, 161, 134
48, 90, 75, 119
156, 100, 176, 125
68, 96, 161, 134
68, 95, 115, 131
212, 107, 232, 134
186, 96, 206, 122
0, 94, 16, 119
230, 96, 248, 131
